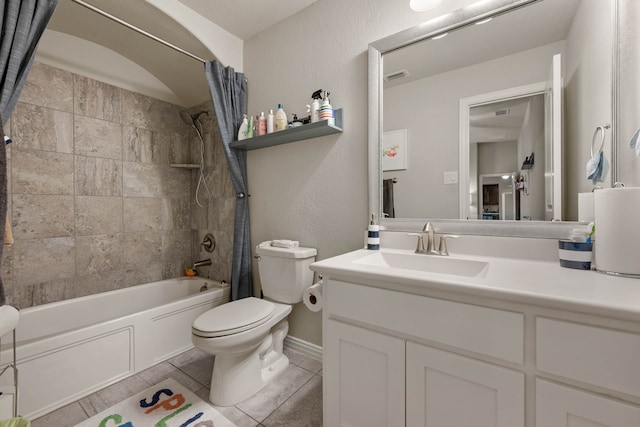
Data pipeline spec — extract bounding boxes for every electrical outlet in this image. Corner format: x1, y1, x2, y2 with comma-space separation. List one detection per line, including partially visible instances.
443, 171, 458, 184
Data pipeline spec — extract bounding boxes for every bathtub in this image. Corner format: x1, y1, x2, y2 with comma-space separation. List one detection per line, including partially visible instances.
0, 277, 229, 419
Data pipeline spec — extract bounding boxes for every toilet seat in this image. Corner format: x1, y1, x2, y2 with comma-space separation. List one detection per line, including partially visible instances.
192, 297, 275, 338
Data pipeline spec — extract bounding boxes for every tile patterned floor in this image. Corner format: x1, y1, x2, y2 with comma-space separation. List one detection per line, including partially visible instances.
31, 347, 323, 427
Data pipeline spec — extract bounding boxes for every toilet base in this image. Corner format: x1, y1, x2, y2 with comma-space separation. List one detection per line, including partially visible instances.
208, 319, 290, 406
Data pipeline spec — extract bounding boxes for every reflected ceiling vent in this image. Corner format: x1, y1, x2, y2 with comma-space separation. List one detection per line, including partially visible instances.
495, 109, 510, 116
384, 69, 409, 82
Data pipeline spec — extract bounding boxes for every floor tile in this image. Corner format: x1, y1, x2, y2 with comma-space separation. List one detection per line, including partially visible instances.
168, 347, 214, 387
262, 375, 323, 427
194, 387, 261, 427
235, 363, 315, 422
31, 402, 87, 427
77, 375, 151, 417
135, 360, 203, 392
284, 348, 322, 374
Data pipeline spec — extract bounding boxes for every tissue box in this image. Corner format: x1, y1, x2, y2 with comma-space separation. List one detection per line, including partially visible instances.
558, 240, 593, 270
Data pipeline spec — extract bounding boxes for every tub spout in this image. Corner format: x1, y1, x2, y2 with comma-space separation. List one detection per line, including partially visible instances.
193, 258, 212, 270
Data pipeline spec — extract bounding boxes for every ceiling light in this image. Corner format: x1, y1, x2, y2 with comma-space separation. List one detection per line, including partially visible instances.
409, 0, 443, 12
475, 17, 493, 25
502, 175, 511, 180
431, 32, 448, 40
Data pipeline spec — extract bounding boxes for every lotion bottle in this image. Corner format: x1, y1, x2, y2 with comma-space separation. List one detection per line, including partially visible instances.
238, 114, 248, 140
267, 109, 275, 134
258, 112, 267, 135
246, 115, 254, 138
275, 104, 288, 132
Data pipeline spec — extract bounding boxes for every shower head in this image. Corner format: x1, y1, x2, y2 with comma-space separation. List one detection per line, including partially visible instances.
179, 110, 208, 126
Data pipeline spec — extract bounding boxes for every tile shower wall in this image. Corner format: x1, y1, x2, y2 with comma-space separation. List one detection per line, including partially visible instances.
2, 63, 235, 309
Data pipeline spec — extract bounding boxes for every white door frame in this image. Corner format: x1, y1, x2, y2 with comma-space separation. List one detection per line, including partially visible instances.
459, 81, 546, 220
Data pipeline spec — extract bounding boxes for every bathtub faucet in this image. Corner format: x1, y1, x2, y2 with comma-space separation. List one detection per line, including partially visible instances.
193, 259, 212, 270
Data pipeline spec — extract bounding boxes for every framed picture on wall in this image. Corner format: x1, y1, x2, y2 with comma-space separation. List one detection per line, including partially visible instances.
383, 129, 407, 171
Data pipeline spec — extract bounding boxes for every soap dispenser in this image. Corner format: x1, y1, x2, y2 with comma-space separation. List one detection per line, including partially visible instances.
237, 114, 249, 140
319, 91, 334, 125
307, 89, 322, 123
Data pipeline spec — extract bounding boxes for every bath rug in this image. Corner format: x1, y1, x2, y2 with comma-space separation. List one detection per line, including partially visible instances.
75, 378, 236, 427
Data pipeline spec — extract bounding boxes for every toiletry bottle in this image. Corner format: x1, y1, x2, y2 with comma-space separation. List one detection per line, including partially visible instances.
246, 115, 254, 138
267, 109, 275, 134
258, 112, 267, 135
307, 89, 322, 123
319, 91, 334, 125
275, 104, 288, 132
238, 114, 249, 140
254, 115, 260, 136
367, 214, 380, 250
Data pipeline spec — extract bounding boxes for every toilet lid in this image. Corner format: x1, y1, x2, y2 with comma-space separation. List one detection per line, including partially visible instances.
192, 297, 275, 338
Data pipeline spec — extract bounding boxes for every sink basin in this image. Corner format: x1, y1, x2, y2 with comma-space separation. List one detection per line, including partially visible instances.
353, 251, 489, 277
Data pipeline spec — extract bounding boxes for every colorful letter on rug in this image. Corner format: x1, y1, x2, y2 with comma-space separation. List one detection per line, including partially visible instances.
75, 378, 236, 427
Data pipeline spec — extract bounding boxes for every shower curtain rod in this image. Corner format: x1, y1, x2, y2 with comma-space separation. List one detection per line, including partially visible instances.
69, 0, 207, 64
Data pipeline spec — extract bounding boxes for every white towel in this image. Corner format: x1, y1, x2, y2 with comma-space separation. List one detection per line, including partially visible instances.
630, 127, 640, 158
271, 239, 299, 248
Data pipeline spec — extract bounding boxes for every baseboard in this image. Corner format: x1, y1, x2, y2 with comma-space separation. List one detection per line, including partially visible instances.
284, 335, 323, 362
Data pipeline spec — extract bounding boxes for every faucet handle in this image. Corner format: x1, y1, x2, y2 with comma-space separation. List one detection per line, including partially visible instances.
437, 235, 459, 256
406, 232, 426, 253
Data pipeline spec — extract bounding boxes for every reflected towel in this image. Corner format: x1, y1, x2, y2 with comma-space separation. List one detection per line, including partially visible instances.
630, 127, 640, 158
586, 151, 609, 184
383, 179, 395, 218
4, 217, 12, 246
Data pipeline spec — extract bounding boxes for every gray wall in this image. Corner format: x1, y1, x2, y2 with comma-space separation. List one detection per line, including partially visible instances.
3, 63, 234, 309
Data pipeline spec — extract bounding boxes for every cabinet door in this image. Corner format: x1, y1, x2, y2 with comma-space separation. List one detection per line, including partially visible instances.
406, 342, 524, 427
325, 319, 405, 427
536, 379, 640, 426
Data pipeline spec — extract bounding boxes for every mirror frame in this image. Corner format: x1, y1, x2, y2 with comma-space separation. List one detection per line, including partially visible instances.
368, 0, 619, 238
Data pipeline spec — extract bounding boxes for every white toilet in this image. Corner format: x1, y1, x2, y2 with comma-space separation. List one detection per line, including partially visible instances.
191, 241, 317, 406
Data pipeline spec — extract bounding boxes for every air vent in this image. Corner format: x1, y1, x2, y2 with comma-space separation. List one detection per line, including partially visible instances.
384, 70, 409, 82
495, 109, 510, 116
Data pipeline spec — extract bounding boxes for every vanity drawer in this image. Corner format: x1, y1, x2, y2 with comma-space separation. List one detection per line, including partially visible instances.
327, 280, 523, 364
537, 317, 640, 398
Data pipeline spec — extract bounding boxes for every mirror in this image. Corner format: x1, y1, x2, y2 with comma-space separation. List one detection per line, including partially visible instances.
369, 0, 616, 230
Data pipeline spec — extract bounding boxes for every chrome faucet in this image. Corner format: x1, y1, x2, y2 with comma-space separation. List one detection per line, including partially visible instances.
407, 222, 459, 256
407, 222, 436, 254
193, 258, 212, 270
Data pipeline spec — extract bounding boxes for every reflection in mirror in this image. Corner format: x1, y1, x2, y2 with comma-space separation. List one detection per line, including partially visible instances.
376, 0, 613, 223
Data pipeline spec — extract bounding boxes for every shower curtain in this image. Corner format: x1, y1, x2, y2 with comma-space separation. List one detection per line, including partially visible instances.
0, 0, 59, 305
205, 60, 252, 301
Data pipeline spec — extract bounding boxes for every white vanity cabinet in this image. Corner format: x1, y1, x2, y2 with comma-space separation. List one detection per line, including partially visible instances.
321, 276, 640, 427
323, 279, 526, 427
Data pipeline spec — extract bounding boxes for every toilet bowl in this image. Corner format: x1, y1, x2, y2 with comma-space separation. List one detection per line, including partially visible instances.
191, 241, 316, 406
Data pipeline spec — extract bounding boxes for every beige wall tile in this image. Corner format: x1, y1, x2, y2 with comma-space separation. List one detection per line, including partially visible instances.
12, 149, 74, 195
76, 156, 122, 196
75, 196, 123, 236
12, 103, 73, 153
13, 237, 75, 286
121, 265, 163, 288
75, 269, 125, 297
161, 230, 191, 279
122, 231, 163, 270
12, 194, 74, 240
160, 167, 191, 198
121, 89, 185, 131
31, 278, 75, 306
124, 126, 159, 164
123, 162, 161, 197
161, 198, 191, 230
157, 131, 190, 165
76, 234, 123, 275
20, 63, 73, 112
75, 116, 122, 159
123, 197, 162, 232
74, 75, 121, 122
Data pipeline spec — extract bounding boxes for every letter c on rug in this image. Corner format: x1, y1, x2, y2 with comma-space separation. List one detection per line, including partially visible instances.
98, 413, 133, 427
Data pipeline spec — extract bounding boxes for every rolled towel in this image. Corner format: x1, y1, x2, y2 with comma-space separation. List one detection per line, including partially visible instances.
4, 217, 13, 246
271, 239, 299, 248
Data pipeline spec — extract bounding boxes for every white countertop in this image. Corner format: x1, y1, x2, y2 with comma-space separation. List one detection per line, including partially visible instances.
310, 248, 640, 322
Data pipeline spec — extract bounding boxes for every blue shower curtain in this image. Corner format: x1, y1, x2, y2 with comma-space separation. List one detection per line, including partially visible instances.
205, 60, 252, 301
0, 0, 58, 305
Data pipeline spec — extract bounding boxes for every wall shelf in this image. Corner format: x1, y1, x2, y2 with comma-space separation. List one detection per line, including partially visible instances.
230, 109, 343, 151
170, 164, 200, 169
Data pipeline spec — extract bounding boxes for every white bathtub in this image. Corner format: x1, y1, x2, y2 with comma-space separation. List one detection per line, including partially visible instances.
0, 277, 229, 419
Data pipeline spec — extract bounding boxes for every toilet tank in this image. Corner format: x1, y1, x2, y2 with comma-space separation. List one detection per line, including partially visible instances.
255, 242, 317, 304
